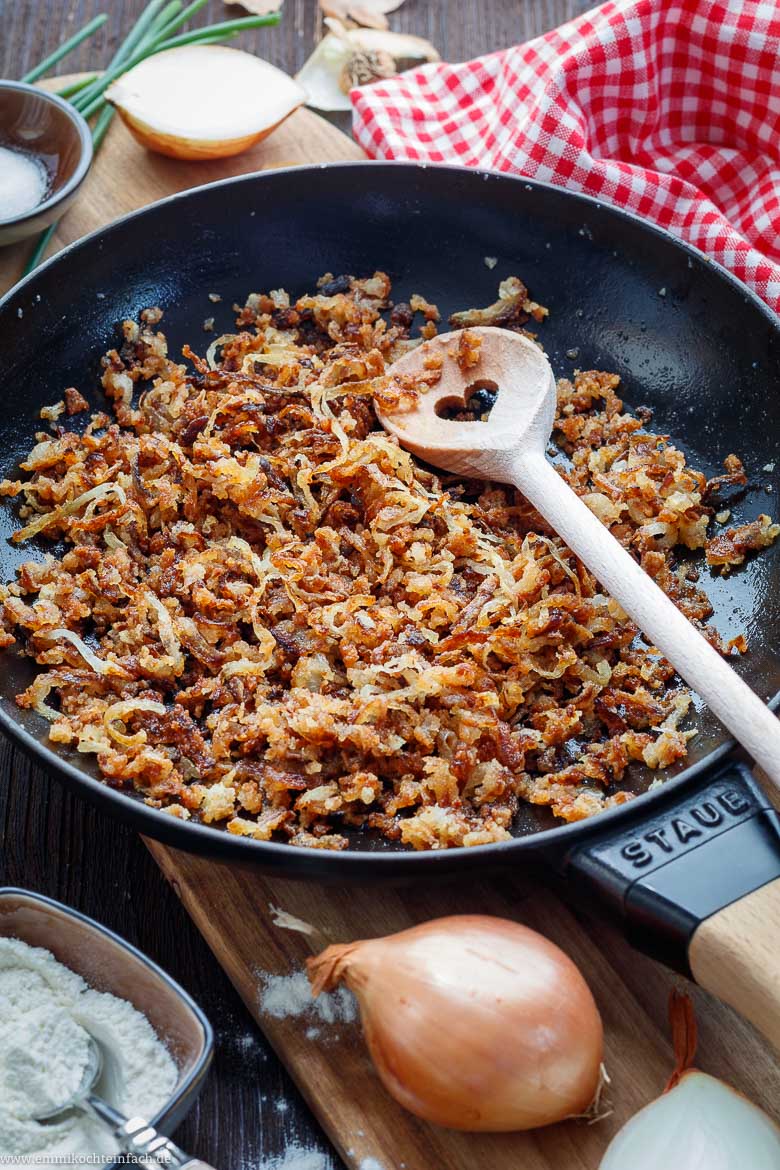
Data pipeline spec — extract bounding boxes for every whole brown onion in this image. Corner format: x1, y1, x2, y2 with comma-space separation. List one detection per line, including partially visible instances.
308, 913, 604, 1132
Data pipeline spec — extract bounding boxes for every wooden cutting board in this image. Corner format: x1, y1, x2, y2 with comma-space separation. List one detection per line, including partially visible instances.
2, 84, 778, 1170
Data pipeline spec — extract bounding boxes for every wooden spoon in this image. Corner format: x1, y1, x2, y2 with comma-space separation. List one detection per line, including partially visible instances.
380, 325, 780, 788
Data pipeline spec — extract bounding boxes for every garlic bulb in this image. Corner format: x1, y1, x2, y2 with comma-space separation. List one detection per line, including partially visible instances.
339, 48, 396, 95
599, 1070, 780, 1168
106, 46, 306, 161
296, 19, 439, 112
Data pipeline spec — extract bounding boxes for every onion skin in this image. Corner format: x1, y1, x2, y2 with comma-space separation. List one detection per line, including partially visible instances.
308, 914, 603, 1132
113, 107, 300, 161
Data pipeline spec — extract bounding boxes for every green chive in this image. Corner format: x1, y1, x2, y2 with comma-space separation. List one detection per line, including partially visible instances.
113, 0, 173, 64
91, 105, 116, 151
156, 15, 281, 49
23, 225, 56, 276
53, 74, 99, 99
21, 14, 108, 84
153, 0, 211, 43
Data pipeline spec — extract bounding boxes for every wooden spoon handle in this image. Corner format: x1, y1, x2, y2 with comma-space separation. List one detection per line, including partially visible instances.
514, 453, 780, 788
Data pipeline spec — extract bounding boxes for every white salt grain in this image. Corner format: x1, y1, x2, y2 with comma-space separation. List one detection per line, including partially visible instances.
0, 146, 48, 220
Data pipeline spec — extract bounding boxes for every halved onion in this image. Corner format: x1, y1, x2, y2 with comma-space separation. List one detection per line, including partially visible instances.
106, 45, 306, 161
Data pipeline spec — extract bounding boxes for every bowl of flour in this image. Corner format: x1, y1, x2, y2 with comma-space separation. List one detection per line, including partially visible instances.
0, 887, 214, 1169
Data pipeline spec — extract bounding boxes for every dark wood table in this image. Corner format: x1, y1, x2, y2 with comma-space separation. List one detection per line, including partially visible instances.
0, 3, 593, 1166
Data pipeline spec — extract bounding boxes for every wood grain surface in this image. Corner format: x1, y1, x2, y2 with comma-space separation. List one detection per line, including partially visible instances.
689, 876, 780, 1054
2, 5, 778, 1170
146, 840, 780, 1170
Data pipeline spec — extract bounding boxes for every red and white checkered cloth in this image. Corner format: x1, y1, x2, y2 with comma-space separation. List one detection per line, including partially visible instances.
351, 0, 780, 314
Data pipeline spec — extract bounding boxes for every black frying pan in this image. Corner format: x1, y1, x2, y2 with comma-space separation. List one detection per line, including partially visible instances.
1, 164, 779, 1043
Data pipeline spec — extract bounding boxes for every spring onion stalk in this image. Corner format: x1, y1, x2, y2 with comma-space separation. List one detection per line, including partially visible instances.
91, 105, 116, 151
53, 74, 99, 99
21, 14, 108, 84
23, 225, 56, 275
154, 0, 212, 42
157, 15, 280, 46
112, 0, 175, 61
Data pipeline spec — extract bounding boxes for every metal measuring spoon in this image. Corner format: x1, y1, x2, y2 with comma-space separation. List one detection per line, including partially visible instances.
381, 325, 780, 789
36, 1033, 215, 1169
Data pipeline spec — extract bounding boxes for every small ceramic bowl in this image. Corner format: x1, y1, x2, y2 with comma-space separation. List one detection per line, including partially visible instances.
0, 887, 213, 1161
0, 80, 93, 246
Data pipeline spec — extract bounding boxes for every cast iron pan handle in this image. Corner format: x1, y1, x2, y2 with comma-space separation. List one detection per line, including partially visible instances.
563, 760, 780, 1051
688, 878, 780, 1050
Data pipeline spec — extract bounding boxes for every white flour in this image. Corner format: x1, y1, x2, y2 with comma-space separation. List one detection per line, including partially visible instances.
0, 937, 178, 1168
254, 1147, 335, 1170
258, 970, 356, 1027
1, 1003, 91, 1120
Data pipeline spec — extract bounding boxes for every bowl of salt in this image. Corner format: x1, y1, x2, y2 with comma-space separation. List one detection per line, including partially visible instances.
0, 80, 92, 246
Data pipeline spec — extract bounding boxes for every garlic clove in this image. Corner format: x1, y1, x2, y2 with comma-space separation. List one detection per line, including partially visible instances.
106, 45, 306, 161
296, 20, 439, 112
599, 1071, 780, 1169
296, 32, 355, 112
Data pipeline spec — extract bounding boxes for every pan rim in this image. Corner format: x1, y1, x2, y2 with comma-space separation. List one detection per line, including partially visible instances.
0, 160, 777, 868
4, 159, 778, 327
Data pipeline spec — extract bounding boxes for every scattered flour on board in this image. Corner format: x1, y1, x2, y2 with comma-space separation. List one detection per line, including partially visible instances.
243, 1149, 387, 1170
250, 1146, 335, 1170
258, 970, 356, 1028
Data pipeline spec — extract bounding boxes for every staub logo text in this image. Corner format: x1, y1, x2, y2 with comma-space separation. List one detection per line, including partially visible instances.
620, 789, 753, 868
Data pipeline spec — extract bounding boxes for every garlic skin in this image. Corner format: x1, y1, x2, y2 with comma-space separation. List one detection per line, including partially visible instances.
600, 1071, 780, 1169
106, 46, 306, 161
309, 914, 603, 1132
296, 20, 439, 112
320, 0, 408, 29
